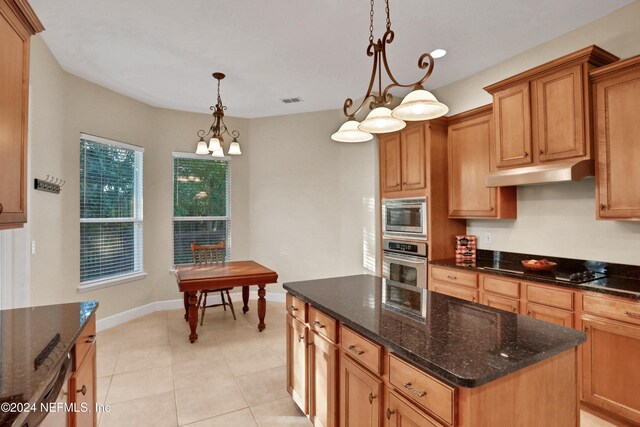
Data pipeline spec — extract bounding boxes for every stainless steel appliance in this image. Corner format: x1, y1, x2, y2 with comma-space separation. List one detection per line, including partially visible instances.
382, 197, 427, 239
382, 239, 428, 289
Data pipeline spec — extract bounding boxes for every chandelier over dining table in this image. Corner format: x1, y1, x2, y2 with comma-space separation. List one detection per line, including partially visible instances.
331, 0, 449, 143
195, 72, 242, 157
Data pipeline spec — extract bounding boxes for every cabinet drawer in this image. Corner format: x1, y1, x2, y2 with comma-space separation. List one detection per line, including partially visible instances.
481, 293, 519, 314
389, 354, 454, 425
340, 326, 382, 375
309, 306, 338, 343
482, 275, 520, 298
74, 314, 96, 369
431, 281, 478, 303
286, 294, 307, 323
431, 266, 477, 288
583, 294, 640, 326
525, 283, 573, 310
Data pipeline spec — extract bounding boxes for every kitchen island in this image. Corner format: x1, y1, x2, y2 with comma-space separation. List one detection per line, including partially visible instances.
284, 275, 585, 427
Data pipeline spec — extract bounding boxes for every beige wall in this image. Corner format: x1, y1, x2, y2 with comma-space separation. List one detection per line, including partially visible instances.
27, 37, 250, 317
432, 1, 640, 264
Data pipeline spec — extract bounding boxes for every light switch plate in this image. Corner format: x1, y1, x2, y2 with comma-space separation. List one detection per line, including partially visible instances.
484, 232, 492, 244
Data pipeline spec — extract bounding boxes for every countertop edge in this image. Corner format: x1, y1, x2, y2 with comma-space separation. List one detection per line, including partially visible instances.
283, 284, 585, 388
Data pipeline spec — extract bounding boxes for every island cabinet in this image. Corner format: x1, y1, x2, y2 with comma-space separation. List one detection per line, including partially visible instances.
590, 56, 640, 220
447, 106, 516, 219
580, 292, 640, 424
379, 124, 426, 197
0, 0, 43, 229
70, 311, 97, 427
286, 300, 309, 414
484, 45, 618, 170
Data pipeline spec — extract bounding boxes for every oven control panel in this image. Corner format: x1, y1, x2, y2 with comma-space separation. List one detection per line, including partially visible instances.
383, 239, 428, 257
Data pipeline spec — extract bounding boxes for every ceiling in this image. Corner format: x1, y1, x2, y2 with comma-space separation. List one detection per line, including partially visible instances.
30, 0, 631, 118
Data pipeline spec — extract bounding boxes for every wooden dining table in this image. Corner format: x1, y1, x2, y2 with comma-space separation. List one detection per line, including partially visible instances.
175, 260, 278, 342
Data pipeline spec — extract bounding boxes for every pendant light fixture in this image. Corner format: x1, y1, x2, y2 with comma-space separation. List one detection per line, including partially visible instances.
331, 0, 448, 142
194, 72, 242, 156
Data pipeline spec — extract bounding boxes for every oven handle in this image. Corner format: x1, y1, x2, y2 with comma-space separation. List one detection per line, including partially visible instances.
384, 252, 427, 265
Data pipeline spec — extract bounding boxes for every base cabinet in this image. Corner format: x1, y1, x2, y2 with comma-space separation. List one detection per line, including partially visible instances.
70, 342, 96, 427
582, 317, 640, 424
287, 314, 309, 414
525, 302, 573, 328
339, 354, 382, 427
386, 390, 441, 427
310, 332, 338, 427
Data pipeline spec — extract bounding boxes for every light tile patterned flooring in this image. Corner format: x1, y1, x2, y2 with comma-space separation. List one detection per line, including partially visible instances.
97, 301, 614, 426
96, 301, 311, 427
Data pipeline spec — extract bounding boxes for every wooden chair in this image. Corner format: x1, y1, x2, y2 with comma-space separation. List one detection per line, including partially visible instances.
191, 242, 236, 326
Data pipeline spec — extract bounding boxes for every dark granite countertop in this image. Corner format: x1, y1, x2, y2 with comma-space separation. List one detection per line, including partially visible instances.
284, 275, 585, 388
0, 301, 98, 426
430, 250, 640, 300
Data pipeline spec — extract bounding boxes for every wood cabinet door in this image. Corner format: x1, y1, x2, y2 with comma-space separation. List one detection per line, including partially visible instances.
594, 66, 640, 219
582, 317, 640, 424
448, 113, 496, 217
287, 314, 308, 414
0, 8, 30, 227
386, 390, 441, 427
533, 65, 586, 162
380, 133, 402, 194
310, 332, 338, 427
493, 82, 532, 168
525, 303, 573, 328
339, 354, 382, 427
430, 280, 477, 303
70, 341, 96, 427
401, 126, 426, 191
481, 293, 519, 314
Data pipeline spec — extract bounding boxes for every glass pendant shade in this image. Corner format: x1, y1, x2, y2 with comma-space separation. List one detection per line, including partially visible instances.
208, 137, 222, 152
331, 120, 374, 143
211, 147, 225, 158
391, 89, 449, 121
358, 107, 406, 134
228, 141, 242, 155
195, 139, 209, 155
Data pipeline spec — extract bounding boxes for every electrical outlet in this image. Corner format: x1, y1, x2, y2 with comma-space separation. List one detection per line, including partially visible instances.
31, 240, 36, 255
484, 232, 492, 244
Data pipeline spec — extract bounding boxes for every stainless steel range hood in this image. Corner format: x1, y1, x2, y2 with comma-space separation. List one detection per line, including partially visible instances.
486, 159, 594, 187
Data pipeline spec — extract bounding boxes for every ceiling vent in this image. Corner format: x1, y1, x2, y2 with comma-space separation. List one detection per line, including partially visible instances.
281, 97, 303, 104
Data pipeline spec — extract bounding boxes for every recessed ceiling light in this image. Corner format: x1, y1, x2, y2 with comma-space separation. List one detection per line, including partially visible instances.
430, 49, 447, 59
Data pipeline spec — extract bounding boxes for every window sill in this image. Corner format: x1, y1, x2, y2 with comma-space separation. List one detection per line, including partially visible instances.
77, 272, 147, 293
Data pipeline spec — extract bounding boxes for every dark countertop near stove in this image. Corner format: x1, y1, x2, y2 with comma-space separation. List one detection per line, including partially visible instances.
0, 301, 98, 426
430, 250, 640, 299
284, 274, 585, 388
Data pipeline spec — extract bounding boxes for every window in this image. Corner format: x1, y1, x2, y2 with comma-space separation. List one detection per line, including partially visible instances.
80, 134, 144, 287
172, 154, 230, 265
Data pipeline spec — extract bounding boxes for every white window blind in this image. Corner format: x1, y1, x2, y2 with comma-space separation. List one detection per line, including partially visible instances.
172, 153, 230, 265
80, 134, 144, 285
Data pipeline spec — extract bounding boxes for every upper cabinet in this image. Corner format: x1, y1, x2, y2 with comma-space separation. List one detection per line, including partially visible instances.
448, 106, 516, 219
379, 124, 426, 198
485, 46, 618, 171
591, 56, 640, 220
0, 0, 44, 229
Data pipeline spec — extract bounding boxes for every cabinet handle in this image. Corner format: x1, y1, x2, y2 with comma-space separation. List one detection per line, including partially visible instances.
77, 385, 87, 396
471, 297, 476, 302
447, 275, 457, 280
624, 311, 640, 319
298, 334, 305, 343
0, 203, 3, 214
386, 408, 396, 419
86, 334, 96, 344
313, 320, 325, 329
403, 382, 427, 397
348, 345, 365, 355
600, 204, 606, 211
539, 149, 544, 155
287, 305, 298, 313
368, 392, 376, 404
524, 152, 529, 157
511, 308, 517, 313
584, 326, 589, 332
527, 310, 532, 316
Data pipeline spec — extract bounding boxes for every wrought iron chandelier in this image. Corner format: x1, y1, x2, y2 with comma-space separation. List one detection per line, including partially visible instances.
331, 0, 449, 143
195, 72, 242, 157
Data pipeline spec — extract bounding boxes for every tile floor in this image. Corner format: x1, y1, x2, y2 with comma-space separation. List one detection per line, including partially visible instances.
96, 301, 614, 426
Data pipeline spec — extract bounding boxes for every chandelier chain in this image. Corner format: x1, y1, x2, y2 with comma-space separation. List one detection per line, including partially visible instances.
385, 0, 391, 30
369, 0, 375, 43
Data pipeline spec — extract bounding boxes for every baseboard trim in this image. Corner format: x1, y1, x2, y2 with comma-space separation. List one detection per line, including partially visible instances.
96, 290, 286, 331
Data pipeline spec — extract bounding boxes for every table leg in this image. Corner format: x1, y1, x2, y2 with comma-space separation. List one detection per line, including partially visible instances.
187, 291, 199, 343
183, 291, 188, 321
257, 284, 266, 331
242, 285, 250, 314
